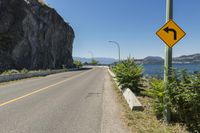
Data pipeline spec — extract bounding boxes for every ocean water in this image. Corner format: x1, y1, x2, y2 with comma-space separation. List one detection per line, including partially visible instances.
143, 64, 200, 77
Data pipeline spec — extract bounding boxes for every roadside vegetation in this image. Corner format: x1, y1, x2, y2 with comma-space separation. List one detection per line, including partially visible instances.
82, 59, 99, 66
91, 59, 99, 65
0, 68, 34, 75
144, 70, 200, 132
73, 60, 83, 68
113, 81, 188, 133
0, 66, 69, 76
110, 57, 199, 132
112, 57, 143, 94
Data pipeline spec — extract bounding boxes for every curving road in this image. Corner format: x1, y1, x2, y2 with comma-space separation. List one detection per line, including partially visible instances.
0, 67, 107, 133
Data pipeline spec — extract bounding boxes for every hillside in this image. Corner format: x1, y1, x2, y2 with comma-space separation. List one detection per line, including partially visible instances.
74, 54, 200, 65
173, 54, 200, 64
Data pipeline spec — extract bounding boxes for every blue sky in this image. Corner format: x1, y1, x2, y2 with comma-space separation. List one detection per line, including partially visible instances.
45, 0, 200, 59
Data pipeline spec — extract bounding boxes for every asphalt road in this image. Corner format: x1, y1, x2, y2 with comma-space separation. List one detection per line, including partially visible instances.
0, 67, 107, 133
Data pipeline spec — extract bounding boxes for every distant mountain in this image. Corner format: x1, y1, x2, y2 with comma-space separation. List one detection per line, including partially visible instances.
143, 56, 164, 64
73, 57, 91, 63
135, 56, 164, 64
173, 54, 200, 64
73, 57, 117, 64
74, 54, 200, 65
135, 54, 200, 64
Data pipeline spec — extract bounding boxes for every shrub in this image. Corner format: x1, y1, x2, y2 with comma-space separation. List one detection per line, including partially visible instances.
91, 59, 98, 65
144, 70, 200, 132
73, 60, 83, 68
20, 68, 29, 74
169, 70, 200, 132
112, 57, 143, 93
144, 78, 164, 118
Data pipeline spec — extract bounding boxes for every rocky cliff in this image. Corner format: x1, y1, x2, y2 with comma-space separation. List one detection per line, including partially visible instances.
0, 0, 74, 70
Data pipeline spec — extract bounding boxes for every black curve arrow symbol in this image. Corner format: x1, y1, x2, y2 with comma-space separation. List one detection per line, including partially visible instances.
164, 27, 177, 40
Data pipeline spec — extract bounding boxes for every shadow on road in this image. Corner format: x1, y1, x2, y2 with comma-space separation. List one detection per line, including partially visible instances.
70, 67, 92, 72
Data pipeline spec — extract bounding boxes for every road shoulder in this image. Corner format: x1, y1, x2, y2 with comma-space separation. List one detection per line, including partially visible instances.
101, 71, 129, 133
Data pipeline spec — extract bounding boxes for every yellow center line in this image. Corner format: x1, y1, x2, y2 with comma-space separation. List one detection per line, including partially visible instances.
0, 69, 93, 107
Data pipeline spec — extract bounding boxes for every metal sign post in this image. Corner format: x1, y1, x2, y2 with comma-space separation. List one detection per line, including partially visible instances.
156, 0, 186, 123
164, 0, 173, 123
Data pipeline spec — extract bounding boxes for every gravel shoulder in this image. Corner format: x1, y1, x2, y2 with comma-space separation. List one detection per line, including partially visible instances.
101, 71, 129, 133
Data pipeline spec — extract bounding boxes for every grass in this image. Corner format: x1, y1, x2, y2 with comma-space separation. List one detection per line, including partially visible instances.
0, 69, 48, 75
0, 68, 69, 86
111, 78, 188, 133
0, 68, 68, 75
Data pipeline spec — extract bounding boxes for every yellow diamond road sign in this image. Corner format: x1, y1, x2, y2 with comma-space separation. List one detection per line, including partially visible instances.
156, 20, 186, 48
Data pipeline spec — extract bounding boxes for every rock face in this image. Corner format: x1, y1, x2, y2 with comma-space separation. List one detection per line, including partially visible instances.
0, 0, 74, 70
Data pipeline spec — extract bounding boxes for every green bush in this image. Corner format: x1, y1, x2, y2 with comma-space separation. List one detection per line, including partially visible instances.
169, 70, 200, 132
144, 70, 200, 132
73, 60, 83, 68
112, 57, 143, 93
91, 59, 98, 65
20, 68, 29, 74
144, 78, 164, 118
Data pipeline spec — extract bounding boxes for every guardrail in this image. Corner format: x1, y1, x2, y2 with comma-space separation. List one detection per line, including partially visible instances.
108, 69, 144, 111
